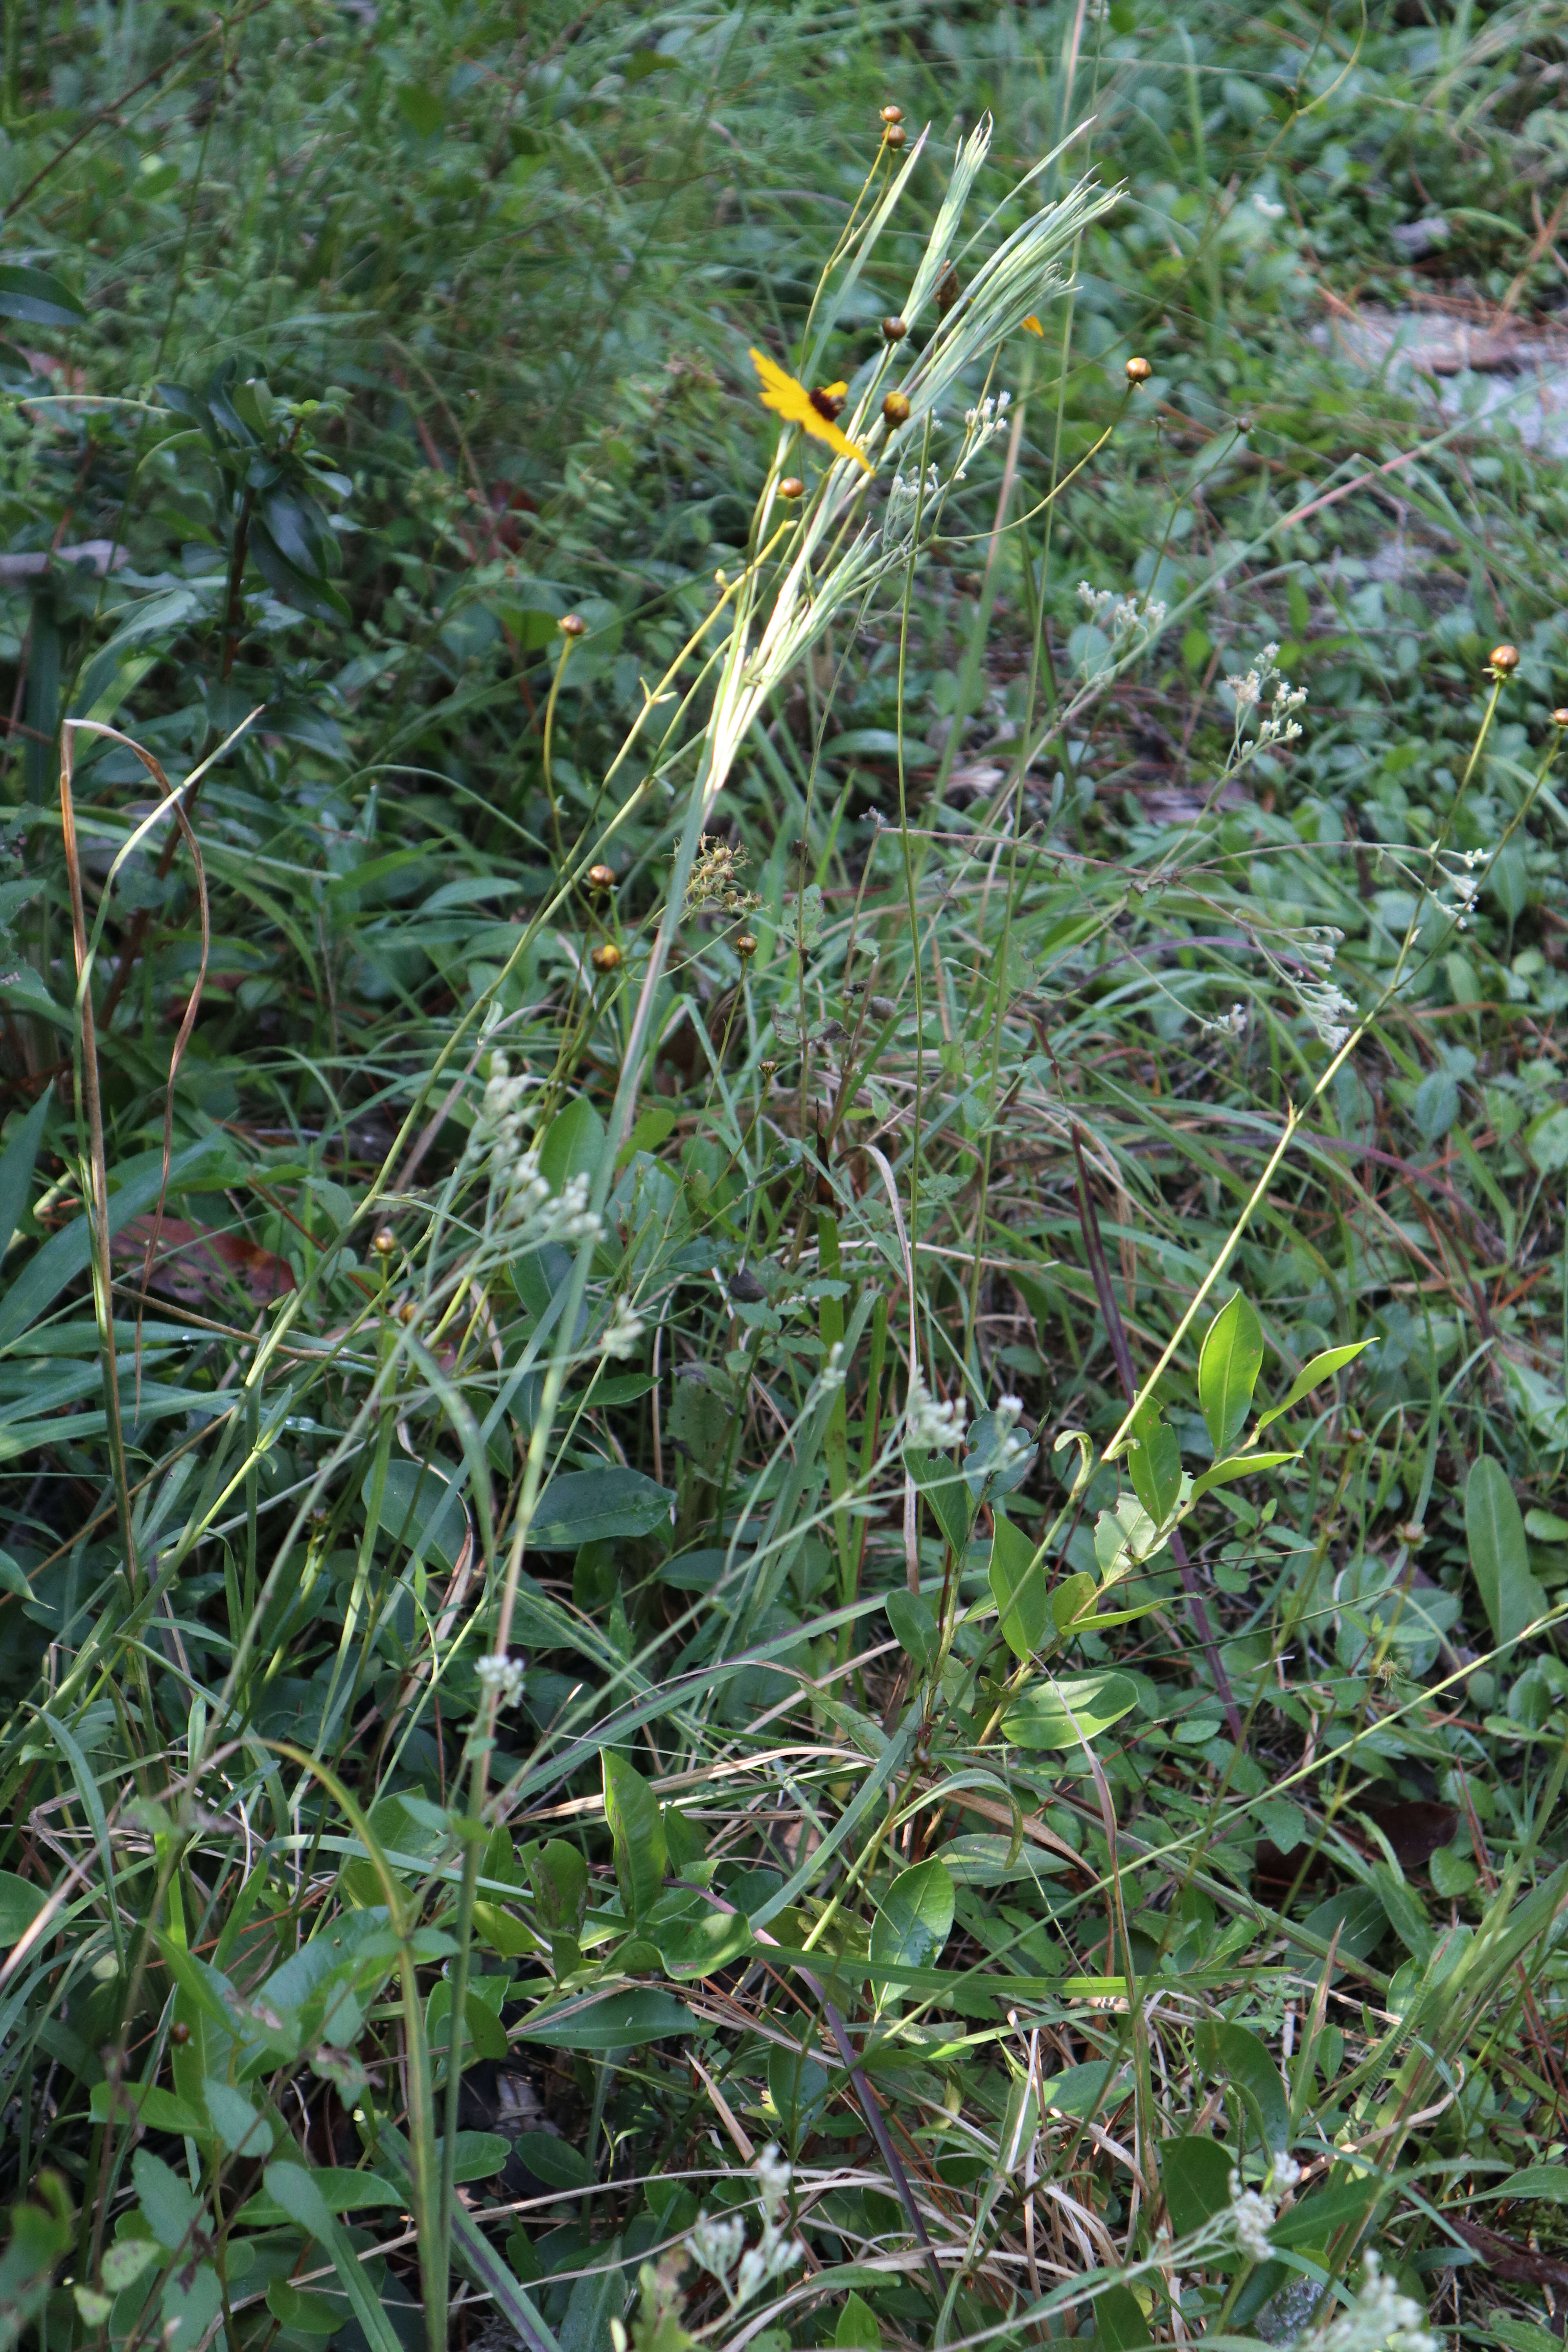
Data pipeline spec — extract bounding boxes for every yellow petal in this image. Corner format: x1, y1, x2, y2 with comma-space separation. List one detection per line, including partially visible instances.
750, 347, 872, 475
1023, 314, 1044, 337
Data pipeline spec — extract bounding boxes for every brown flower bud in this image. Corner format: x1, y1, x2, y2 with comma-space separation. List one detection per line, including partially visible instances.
881, 315, 908, 343
936, 260, 961, 317
587, 862, 616, 893
1553, 708, 1568, 727
736, 934, 758, 959
1125, 356, 1153, 385
171, 2021, 191, 2045
884, 123, 906, 149
372, 1226, 398, 1257
559, 612, 588, 638
882, 390, 911, 425
592, 942, 623, 973
760, 1059, 778, 1076
1488, 642, 1520, 675
880, 104, 903, 123
399, 1300, 417, 1325
778, 476, 805, 501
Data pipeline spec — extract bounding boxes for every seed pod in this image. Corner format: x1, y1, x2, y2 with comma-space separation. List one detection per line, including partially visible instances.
171, 2022, 191, 2045
372, 1226, 398, 1258
587, 862, 616, 892
559, 612, 588, 638
592, 942, 623, 973
809, 384, 846, 422
882, 390, 911, 425
1488, 642, 1520, 675
881, 314, 908, 343
735, 933, 758, 960
778, 476, 805, 501
880, 104, 903, 123
936, 259, 961, 317
884, 123, 906, 149
1125, 356, 1153, 385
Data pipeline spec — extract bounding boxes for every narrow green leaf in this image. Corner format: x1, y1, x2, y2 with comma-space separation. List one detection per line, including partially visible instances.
989, 1514, 1048, 1661
1188, 1450, 1297, 1505
603, 1751, 666, 1923
1127, 1400, 1181, 1526
1254, 1341, 1372, 1434
261, 2163, 407, 2352
0, 1091, 49, 1261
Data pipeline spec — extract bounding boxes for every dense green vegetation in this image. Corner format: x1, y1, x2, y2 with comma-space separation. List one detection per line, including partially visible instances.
4, 5, 1568, 2352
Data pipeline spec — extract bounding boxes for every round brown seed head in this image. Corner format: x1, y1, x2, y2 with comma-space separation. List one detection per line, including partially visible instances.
881, 314, 908, 343
882, 390, 911, 425
1489, 642, 1520, 675
778, 475, 805, 502
736, 933, 758, 960
398, 1300, 418, 1325
587, 862, 616, 892
760, 1059, 778, 1077
372, 1226, 398, 1258
559, 612, 588, 638
592, 942, 623, 973
1553, 708, 1568, 727
884, 123, 906, 149
880, 104, 903, 123
1125, 355, 1153, 385
171, 2022, 191, 2045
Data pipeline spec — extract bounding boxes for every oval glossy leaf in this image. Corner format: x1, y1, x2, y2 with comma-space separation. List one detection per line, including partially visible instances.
235, 2169, 401, 2225
1254, 1341, 1371, 1434
0, 1869, 45, 1947
603, 1750, 666, 1924
1003, 1671, 1139, 1749
517, 1988, 692, 2050
1188, 1450, 1297, 1505
1196, 2021, 1288, 2153
884, 1587, 938, 1673
528, 1467, 674, 1550
1160, 2134, 1234, 2237
515, 2132, 593, 2192
0, 264, 85, 327
870, 1858, 954, 1971
1466, 1455, 1548, 1647
1198, 1291, 1264, 1457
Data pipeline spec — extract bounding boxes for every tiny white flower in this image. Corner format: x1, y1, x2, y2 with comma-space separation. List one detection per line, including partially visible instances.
906, 1370, 967, 1450
600, 1298, 646, 1358
475, 1652, 526, 1708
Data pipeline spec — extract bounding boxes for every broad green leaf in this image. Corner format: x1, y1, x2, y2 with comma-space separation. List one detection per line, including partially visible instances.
537, 1096, 605, 1193
267, 2282, 342, 2335
100, 2238, 159, 2294
603, 1751, 667, 1923
1197, 2022, 1289, 2153
517, 1988, 692, 2050
1254, 1341, 1372, 1434
1127, 1400, 1181, 1526
1160, 2134, 1233, 2237
990, 1514, 1048, 1660
1368, 1864, 1432, 1962
1197, 1291, 1264, 1456
90, 2082, 205, 2138
530, 1840, 589, 1938
1051, 1571, 1098, 1633
365, 1457, 465, 1570
558, 2237, 621, 2352
1002, 1671, 1138, 1749
885, 1587, 938, 1672
435, 2132, 510, 2182
0, 265, 85, 327
1096, 2287, 1151, 2350
0, 1140, 225, 1356
234, 2170, 401, 2226
132, 2150, 201, 2250
0, 1870, 45, 1947
1466, 1455, 1548, 1646
528, 1467, 673, 1550
515, 2133, 593, 2192
1491, 2165, 1568, 2202
1040, 2060, 1131, 2117
836, 2291, 882, 2348
870, 1859, 954, 1970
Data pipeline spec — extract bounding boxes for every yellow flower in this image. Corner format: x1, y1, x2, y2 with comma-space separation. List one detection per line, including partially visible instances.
750, 348, 872, 474
1023, 314, 1044, 336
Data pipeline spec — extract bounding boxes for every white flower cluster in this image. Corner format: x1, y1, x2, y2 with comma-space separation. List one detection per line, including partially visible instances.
883, 465, 941, 549
816, 1339, 847, 1397
467, 1053, 605, 1239
991, 1392, 1032, 1472
1078, 581, 1169, 638
1298, 2251, 1438, 2352
956, 389, 1011, 477
906, 1368, 967, 1450
1225, 644, 1306, 745
599, 1297, 646, 1358
686, 2148, 802, 2309
1300, 976, 1358, 1053
1200, 1002, 1249, 1040
475, 1651, 526, 1708
1229, 2153, 1299, 2263
1446, 852, 1486, 928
